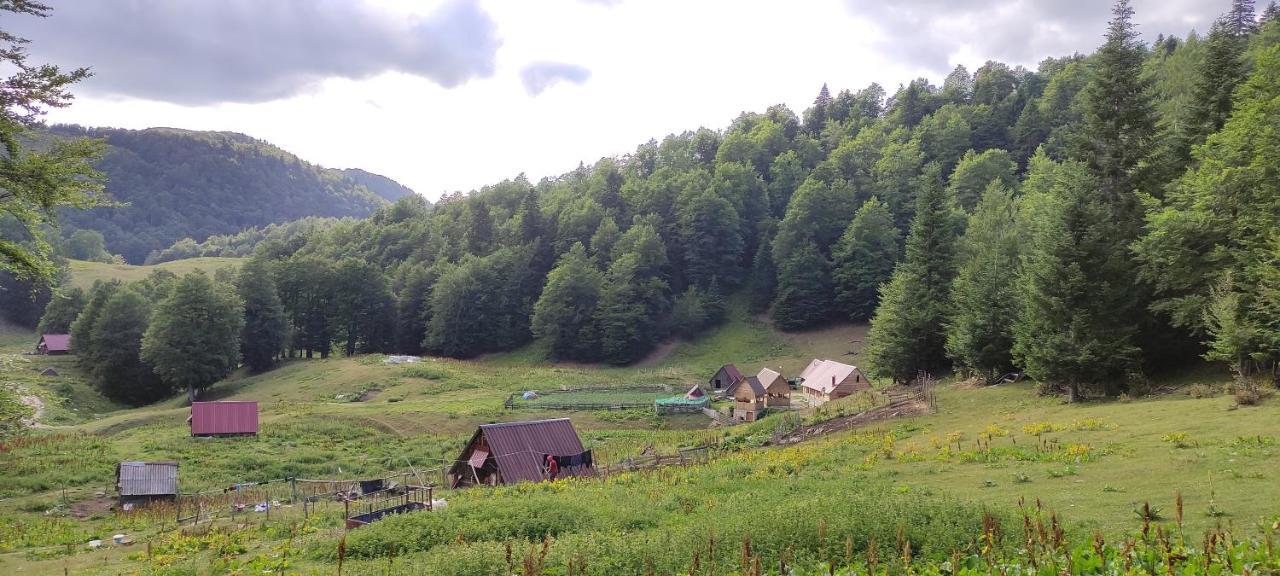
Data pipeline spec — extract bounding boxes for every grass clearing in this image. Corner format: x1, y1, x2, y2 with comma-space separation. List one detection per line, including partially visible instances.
66, 257, 242, 289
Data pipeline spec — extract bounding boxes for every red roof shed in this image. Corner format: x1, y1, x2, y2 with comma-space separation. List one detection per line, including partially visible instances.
190, 401, 259, 436
449, 418, 590, 487
37, 334, 71, 355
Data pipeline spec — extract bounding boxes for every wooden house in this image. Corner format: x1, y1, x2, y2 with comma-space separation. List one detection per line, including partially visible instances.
708, 364, 744, 391
797, 359, 870, 405
449, 419, 592, 488
36, 334, 70, 355
726, 376, 766, 422
756, 367, 790, 408
116, 461, 178, 506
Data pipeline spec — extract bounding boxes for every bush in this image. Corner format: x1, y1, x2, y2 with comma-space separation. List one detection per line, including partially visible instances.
402, 366, 448, 380
1187, 383, 1218, 399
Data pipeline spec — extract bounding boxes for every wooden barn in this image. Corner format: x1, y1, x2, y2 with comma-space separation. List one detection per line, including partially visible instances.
708, 364, 744, 391
116, 461, 178, 506
36, 334, 70, 355
756, 367, 791, 408
726, 376, 766, 422
797, 359, 870, 405
189, 401, 259, 436
449, 419, 592, 488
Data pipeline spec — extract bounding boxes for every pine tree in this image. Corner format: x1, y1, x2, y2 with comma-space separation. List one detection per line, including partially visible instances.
1188, 18, 1249, 146
89, 287, 167, 405
1013, 160, 1138, 401
866, 164, 963, 383
37, 286, 84, 334
142, 271, 244, 402
236, 258, 286, 372
832, 197, 900, 321
771, 242, 834, 331
747, 221, 778, 314
945, 182, 1021, 383
531, 244, 603, 361
1228, 0, 1258, 35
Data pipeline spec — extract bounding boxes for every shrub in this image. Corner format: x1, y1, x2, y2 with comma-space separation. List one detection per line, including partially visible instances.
1187, 384, 1217, 399
402, 366, 448, 380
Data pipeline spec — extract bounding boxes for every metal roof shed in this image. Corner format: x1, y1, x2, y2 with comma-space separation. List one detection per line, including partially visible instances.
190, 401, 259, 436
116, 461, 178, 502
449, 418, 590, 487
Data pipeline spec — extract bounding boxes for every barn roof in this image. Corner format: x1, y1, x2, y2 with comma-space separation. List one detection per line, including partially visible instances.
718, 364, 744, 382
39, 334, 70, 352
728, 375, 766, 397
190, 401, 259, 435
116, 461, 178, 496
472, 419, 587, 484
684, 384, 706, 400
757, 367, 783, 386
798, 359, 859, 394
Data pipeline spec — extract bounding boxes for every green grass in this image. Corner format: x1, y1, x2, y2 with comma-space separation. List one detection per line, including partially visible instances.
66, 257, 242, 290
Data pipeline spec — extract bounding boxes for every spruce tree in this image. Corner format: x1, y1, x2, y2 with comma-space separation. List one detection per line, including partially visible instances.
37, 286, 84, 335
1013, 160, 1138, 401
866, 164, 963, 383
142, 271, 244, 402
832, 197, 900, 321
531, 244, 603, 361
237, 258, 286, 372
771, 241, 834, 331
1188, 18, 1249, 146
945, 182, 1021, 383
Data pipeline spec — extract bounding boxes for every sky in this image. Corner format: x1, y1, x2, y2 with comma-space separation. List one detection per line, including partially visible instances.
11, 0, 1223, 200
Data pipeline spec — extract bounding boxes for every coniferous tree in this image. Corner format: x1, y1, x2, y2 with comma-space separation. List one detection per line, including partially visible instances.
70, 280, 121, 359
37, 286, 85, 334
89, 287, 166, 405
771, 242, 833, 331
832, 197, 900, 321
1013, 160, 1138, 401
747, 221, 778, 314
531, 244, 603, 361
945, 182, 1021, 383
236, 258, 286, 372
866, 164, 963, 382
142, 271, 244, 402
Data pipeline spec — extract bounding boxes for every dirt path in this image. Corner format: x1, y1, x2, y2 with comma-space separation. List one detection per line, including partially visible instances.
19, 393, 48, 428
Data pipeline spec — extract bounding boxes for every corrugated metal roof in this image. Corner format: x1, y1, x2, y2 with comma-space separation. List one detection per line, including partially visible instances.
475, 419, 587, 484
798, 359, 865, 394
190, 401, 259, 435
117, 461, 178, 496
39, 334, 70, 352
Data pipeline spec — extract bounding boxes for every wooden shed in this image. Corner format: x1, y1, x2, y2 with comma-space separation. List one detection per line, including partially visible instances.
726, 376, 766, 422
36, 334, 70, 355
756, 367, 791, 408
449, 419, 592, 488
709, 364, 744, 391
797, 359, 870, 405
116, 461, 178, 505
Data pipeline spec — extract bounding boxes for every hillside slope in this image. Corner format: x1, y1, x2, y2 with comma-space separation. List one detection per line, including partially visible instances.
46, 126, 416, 263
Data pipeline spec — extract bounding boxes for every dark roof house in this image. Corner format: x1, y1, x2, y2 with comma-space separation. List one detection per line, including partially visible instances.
709, 364, 745, 390
36, 334, 70, 355
116, 461, 178, 503
449, 418, 590, 488
189, 401, 259, 436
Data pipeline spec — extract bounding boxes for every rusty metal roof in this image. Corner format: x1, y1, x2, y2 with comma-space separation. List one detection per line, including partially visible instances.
116, 461, 178, 496
190, 401, 259, 435
719, 364, 744, 382
474, 418, 587, 484
39, 334, 70, 352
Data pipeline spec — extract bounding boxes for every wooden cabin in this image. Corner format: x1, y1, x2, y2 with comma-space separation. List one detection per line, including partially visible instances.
797, 359, 870, 405
449, 419, 592, 488
36, 334, 70, 355
708, 364, 744, 391
726, 376, 766, 422
756, 367, 790, 408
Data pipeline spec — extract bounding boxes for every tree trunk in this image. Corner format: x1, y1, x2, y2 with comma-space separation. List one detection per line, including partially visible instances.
1067, 381, 1081, 403
187, 386, 196, 404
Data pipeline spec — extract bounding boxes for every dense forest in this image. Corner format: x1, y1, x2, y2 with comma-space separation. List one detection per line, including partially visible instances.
45, 126, 414, 263
22, 0, 1280, 405
142, 217, 352, 264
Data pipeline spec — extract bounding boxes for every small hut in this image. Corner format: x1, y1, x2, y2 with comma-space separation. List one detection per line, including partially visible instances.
684, 385, 706, 400
756, 367, 791, 408
40, 368, 59, 377
449, 419, 592, 488
726, 376, 766, 422
797, 359, 870, 405
36, 334, 70, 355
708, 364, 744, 391
116, 461, 178, 506
189, 401, 259, 436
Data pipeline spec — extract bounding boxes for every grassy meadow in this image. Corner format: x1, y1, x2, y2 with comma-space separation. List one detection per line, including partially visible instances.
1, 293, 1278, 574
65, 257, 243, 290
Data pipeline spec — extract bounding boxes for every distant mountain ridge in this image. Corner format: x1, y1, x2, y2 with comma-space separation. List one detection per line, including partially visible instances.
47, 125, 418, 263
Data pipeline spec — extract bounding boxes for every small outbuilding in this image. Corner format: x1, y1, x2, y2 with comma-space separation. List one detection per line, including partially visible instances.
449, 418, 592, 488
797, 359, 870, 405
40, 368, 59, 377
726, 376, 766, 422
684, 385, 706, 400
189, 401, 259, 436
709, 364, 744, 391
756, 367, 791, 408
116, 461, 178, 505
36, 334, 71, 355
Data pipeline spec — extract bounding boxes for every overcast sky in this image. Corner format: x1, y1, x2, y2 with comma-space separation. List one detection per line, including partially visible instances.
13, 0, 1222, 199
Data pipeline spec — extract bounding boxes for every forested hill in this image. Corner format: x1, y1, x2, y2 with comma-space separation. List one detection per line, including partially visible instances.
342, 168, 417, 202
46, 126, 416, 263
